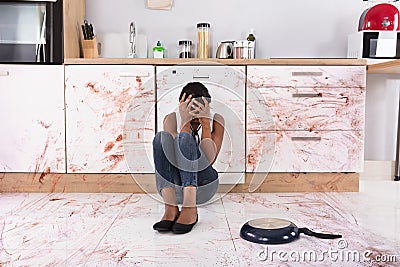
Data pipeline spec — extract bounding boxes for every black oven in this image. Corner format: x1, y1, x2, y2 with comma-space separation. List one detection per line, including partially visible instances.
0, 0, 63, 64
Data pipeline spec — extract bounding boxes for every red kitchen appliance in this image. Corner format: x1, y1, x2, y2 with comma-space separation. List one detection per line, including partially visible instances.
358, 3, 400, 31
348, 2, 400, 58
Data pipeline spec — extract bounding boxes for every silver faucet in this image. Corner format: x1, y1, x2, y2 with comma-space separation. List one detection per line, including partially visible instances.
129, 22, 136, 58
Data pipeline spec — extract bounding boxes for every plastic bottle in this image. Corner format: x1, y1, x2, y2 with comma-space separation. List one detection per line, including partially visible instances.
247, 29, 256, 59
153, 41, 165, 58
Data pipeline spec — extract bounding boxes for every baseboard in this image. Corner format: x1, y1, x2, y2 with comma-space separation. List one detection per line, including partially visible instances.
0, 172, 359, 193
360, 160, 395, 181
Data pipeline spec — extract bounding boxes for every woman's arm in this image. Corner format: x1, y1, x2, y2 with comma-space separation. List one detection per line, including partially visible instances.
163, 112, 178, 138
200, 113, 224, 165
211, 113, 225, 162
191, 97, 225, 165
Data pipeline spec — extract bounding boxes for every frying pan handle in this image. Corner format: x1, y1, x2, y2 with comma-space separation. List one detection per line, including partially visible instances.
299, 227, 342, 239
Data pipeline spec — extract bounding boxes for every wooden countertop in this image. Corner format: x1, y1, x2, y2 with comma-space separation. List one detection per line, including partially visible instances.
367, 59, 400, 74
64, 58, 367, 66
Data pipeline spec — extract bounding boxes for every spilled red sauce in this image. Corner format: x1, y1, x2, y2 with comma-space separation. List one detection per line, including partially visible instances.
85, 82, 99, 93
104, 142, 115, 152
38, 167, 51, 184
115, 134, 123, 142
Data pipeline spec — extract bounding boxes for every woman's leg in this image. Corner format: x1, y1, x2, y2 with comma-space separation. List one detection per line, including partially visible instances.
174, 132, 199, 224
153, 131, 181, 220
175, 132, 219, 204
174, 132, 221, 224
196, 166, 219, 204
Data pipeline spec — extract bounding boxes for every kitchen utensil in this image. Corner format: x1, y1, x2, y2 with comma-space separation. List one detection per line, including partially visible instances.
240, 218, 342, 245
216, 41, 234, 59
81, 20, 95, 40
97, 33, 129, 58
359, 3, 400, 31
129, 22, 136, 58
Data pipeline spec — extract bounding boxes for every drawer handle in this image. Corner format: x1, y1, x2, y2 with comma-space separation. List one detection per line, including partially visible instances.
119, 72, 150, 77
291, 137, 322, 142
0, 71, 10, 77
291, 71, 323, 77
292, 93, 322, 98
193, 75, 210, 79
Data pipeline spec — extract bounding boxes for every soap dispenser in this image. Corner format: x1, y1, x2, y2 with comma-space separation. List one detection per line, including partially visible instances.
153, 41, 165, 58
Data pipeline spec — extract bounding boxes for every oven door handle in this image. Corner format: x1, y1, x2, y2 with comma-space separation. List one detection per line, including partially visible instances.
16, 0, 57, 2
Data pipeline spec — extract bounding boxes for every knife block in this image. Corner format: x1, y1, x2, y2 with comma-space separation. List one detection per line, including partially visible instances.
82, 37, 99, 58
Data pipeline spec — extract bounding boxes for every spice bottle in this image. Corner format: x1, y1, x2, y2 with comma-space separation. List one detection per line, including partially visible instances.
153, 41, 165, 58
246, 29, 256, 59
197, 23, 210, 58
179, 40, 192, 58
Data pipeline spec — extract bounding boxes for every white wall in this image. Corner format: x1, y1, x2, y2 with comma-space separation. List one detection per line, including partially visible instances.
86, 0, 400, 160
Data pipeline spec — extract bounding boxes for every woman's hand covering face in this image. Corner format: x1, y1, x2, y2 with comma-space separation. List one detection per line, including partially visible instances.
178, 93, 194, 128
190, 96, 211, 126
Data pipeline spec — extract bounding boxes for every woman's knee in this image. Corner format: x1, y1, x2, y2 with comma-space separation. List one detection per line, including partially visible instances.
153, 131, 173, 147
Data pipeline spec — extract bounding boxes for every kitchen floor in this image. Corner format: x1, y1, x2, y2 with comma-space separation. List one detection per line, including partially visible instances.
0, 181, 399, 267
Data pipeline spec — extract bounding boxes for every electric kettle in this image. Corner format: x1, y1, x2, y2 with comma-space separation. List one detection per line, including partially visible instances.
216, 41, 234, 59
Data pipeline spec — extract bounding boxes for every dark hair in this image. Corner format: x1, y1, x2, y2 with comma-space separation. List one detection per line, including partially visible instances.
179, 82, 211, 104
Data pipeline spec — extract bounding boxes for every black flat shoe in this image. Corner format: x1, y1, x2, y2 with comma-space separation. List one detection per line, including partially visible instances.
153, 212, 180, 232
171, 214, 198, 234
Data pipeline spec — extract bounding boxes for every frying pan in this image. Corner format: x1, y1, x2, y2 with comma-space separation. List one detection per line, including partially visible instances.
240, 218, 342, 245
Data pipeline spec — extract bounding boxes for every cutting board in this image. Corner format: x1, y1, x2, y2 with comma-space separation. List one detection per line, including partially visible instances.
97, 33, 148, 58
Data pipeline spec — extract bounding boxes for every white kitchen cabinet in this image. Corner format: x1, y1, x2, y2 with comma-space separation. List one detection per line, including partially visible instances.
65, 65, 155, 173
0, 65, 65, 172
247, 66, 366, 173
156, 66, 246, 184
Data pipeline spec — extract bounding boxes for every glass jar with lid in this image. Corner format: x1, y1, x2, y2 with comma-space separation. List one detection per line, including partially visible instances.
179, 40, 192, 58
197, 22, 210, 58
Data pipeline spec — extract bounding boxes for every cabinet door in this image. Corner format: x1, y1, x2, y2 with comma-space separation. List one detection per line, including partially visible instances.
156, 66, 246, 180
0, 65, 65, 172
65, 65, 155, 173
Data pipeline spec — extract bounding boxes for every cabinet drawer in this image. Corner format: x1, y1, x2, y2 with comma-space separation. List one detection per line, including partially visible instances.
247, 130, 364, 172
248, 86, 365, 131
247, 66, 366, 88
